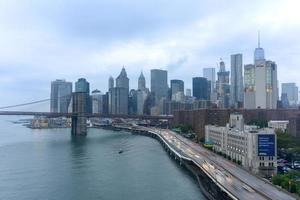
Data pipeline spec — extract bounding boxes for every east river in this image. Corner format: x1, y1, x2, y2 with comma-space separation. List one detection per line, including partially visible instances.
0, 117, 206, 200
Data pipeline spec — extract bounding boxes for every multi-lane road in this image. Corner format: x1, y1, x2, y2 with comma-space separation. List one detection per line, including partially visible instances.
148, 127, 296, 200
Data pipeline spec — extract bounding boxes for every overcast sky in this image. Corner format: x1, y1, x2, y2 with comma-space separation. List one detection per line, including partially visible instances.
0, 0, 300, 111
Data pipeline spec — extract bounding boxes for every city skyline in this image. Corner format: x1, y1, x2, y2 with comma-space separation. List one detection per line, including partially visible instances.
0, 0, 300, 108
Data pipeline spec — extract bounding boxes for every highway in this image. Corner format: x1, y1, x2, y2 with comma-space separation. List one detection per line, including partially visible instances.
147, 127, 296, 200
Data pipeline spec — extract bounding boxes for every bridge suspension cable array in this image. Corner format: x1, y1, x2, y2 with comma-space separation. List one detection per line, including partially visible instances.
0, 94, 75, 110
0, 98, 51, 110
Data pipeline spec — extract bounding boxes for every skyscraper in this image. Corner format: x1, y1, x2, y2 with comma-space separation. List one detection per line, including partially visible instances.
138, 72, 146, 91
192, 77, 210, 100
244, 34, 278, 109
50, 79, 72, 113
91, 89, 103, 114
75, 78, 90, 94
116, 67, 129, 93
170, 79, 184, 101
254, 32, 265, 63
151, 69, 168, 104
244, 64, 256, 109
109, 67, 130, 115
75, 78, 91, 113
186, 89, 192, 97
216, 60, 230, 108
108, 76, 114, 90
230, 54, 244, 107
203, 68, 216, 92
282, 83, 298, 106
109, 87, 128, 115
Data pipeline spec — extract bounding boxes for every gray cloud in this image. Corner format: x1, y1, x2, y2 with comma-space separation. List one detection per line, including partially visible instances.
0, 0, 300, 110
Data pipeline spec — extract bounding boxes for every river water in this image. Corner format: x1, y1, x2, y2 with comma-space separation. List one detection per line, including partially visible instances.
0, 116, 206, 200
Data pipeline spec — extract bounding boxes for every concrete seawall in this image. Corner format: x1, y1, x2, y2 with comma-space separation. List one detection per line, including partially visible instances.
114, 125, 233, 200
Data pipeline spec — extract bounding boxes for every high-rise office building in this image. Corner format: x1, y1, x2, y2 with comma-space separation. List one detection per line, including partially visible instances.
282, 83, 298, 106
138, 72, 146, 91
216, 60, 230, 108
109, 67, 130, 115
244, 35, 278, 109
109, 87, 128, 115
116, 67, 129, 93
75, 78, 90, 94
192, 77, 210, 100
186, 89, 192, 97
244, 64, 256, 109
170, 79, 184, 101
50, 79, 72, 113
230, 54, 244, 107
151, 69, 168, 104
108, 76, 114, 90
91, 89, 104, 114
128, 89, 138, 115
75, 78, 91, 113
203, 68, 216, 92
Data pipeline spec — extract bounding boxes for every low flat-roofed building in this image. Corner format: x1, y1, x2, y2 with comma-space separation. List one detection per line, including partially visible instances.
205, 113, 277, 177
268, 120, 289, 132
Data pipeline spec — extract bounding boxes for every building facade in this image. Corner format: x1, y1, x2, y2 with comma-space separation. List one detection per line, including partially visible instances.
50, 79, 72, 113
109, 87, 128, 115
203, 68, 216, 93
244, 36, 278, 109
138, 72, 146, 91
91, 89, 104, 114
75, 78, 90, 94
216, 60, 230, 108
192, 77, 210, 100
230, 54, 244, 107
282, 83, 298, 106
108, 76, 114, 90
151, 69, 168, 105
171, 79, 184, 102
116, 67, 129, 93
205, 114, 277, 177
268, 120, 289, 132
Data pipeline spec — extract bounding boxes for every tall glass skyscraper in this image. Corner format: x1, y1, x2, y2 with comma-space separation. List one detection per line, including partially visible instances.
282, 83, 298, 106
192, 77, 210, 100
151, 69, 168, 104
75, 78, 90, 94
50, 79, 72, 113
244, 35, 278, 109
109, 67, 130, 115
116, 67, 129, 93
170, 79, 184, 101
203, 68, 216, 92
230, 54, 244, 107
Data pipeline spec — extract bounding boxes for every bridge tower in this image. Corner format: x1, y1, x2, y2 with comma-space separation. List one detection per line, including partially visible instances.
71, 92, 88, 136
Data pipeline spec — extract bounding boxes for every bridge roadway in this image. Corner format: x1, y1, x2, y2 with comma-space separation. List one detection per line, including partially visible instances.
0, 111, 173, 120
133, 126, 296, 200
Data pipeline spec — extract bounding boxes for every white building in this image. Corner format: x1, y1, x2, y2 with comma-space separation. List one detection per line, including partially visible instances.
268, 120, 289, 132
205, 113, 277, 177
244, 34, 278, 109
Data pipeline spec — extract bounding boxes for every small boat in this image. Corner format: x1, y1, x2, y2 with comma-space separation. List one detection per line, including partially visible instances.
118, 149, 123, 154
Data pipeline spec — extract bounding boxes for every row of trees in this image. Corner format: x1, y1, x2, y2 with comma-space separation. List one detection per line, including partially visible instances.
272, 171, 300, 195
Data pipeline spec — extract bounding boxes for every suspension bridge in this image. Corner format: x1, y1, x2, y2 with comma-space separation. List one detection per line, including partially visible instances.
0, 93, 173, 135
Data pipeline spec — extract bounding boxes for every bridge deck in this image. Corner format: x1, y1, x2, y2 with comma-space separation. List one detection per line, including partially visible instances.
0, 111, 173, 120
